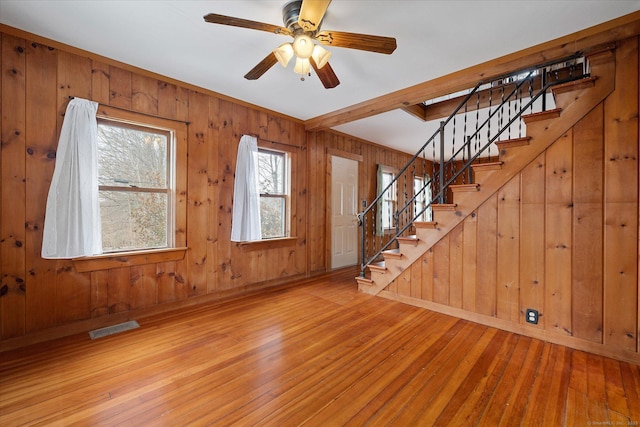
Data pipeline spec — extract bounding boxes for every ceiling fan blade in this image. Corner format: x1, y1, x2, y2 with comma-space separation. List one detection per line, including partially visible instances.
244, 52, 279, 80
310, 57, 340, 89
316, 30, 397, 54
204, 13, 291, 36
298, 0, 331, 32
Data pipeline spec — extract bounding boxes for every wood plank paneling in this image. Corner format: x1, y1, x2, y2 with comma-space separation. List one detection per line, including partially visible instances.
462, 212, 478, 311
91, 60, 110, 105
1, 34, 27, 339
603, 37, 638, 352
25, 41, 58, 333
572, 104, 604, 343
448, 223, 463, 308
186, 91, 209, 296
54, 49, 93, 325
131, 74, 158, 115
545, 131, 573, 336
519, 155, 546, 329
476, 194, 497, 316
433, 234, 450, 305
497, 175, 521, 322
382, 37, 639, 363
108, 66, 131, 109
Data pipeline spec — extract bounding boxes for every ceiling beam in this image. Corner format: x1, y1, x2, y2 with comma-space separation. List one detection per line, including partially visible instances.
304, 11, 640, 131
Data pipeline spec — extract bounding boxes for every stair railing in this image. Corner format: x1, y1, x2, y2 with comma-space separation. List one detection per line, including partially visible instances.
359, 54, 589, 278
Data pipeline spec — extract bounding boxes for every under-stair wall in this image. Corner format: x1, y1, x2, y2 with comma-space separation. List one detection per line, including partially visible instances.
381, 36, 640, 364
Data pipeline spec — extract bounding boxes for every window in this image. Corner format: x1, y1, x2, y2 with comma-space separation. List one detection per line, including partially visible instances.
376, 164, 398, 234
381, 169, 396, 230
413, 175, 432, 222
257, 148, 290, 239
97, 118, 175, 252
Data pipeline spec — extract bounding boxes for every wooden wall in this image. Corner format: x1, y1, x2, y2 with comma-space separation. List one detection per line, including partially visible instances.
0, 27, 420, 347
385, 36, 640, 363
306, 131, 424, 274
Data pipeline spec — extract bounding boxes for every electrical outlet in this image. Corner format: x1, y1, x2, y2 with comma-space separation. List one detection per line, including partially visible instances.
525, 309, 539, 324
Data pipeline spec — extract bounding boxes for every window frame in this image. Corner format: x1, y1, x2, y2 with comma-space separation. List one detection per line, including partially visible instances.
257, 147, 291, 240
72, 106, 187, 270
377, 164, 398, 234
96, 117, 176, 253
413, 174, 432, 222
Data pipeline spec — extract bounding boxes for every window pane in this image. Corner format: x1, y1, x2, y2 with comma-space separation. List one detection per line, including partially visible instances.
260, 197, 285, 238
97, 123, 168, 189
100, 191, 168, 252
258, 150, 285, 194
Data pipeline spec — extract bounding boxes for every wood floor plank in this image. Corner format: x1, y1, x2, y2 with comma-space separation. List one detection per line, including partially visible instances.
0, 267, 639, 426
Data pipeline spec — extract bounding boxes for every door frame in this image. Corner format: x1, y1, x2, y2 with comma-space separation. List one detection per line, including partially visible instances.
326, 148, 363, 270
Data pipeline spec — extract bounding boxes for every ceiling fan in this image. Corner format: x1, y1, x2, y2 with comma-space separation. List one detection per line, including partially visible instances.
203, 0, 397, 89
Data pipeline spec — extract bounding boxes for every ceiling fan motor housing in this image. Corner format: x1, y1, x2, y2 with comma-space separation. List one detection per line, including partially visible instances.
283, 1, 305, 32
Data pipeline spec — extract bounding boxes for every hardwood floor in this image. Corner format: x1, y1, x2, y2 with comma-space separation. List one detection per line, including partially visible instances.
1, 267, 639, 426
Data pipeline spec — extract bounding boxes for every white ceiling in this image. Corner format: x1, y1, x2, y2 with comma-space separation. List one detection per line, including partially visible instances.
1, 1, 639, 154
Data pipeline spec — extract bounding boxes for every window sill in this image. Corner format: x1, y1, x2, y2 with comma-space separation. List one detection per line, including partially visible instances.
72, 247, 187, 273
237, 237, 297, 252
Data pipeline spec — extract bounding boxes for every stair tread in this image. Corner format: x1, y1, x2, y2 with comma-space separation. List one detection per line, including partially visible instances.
495, 136, 532, 149
382, 248, 403, 259
552, 76, 597, 95
522, 108, 562, 123
415, 221, 437, 229
431, 203, 457, 210
450, 183, 480, 192
471, 161, 503, 171
368, 261, 387, 272
397, 235, 419, 246
355, 276, 374, 284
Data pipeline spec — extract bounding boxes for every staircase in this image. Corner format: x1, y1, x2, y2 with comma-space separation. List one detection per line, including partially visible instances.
356, 47, 615, 296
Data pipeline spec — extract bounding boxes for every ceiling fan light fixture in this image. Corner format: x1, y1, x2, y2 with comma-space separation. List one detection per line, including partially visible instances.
294, 57, 310, 75
274, 43, 294, 67
311, 44, 332, 69
292, 33, 314, 59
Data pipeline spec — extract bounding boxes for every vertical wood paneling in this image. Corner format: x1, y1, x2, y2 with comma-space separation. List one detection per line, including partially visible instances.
216, 100, 235, 290
108, 267, 131, 314
603, 37, 638, 352
545, 131, 573, 336
421, 249, 434, 301
55, 262, 91, 324
186, 91, 209, 296
25, 41, 58, 333
572, 104, 604, 343
157, 81, 177, 119
90, 270, 109, 318
462, 212, 478, 311
433, 235, 450, 305
449, 223, 463, 308
520, 155, 546, 329
54, 49, 93, 325
0, 34, 27, 338
91, 60, 110, 105
131, 74, 158, 115
206, 97, 220, 293
108, 66, 131, 108
157, 261, 177, 304
497, 175, 521, 322
476, 194, 498, 316
410, 260, 422, 299
130, 264, 158, 310
293, 123, 307, 275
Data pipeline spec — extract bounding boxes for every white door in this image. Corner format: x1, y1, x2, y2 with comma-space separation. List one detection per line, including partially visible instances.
331, 156, 358, 269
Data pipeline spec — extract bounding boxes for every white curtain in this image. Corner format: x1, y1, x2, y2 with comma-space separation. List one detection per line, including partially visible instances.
41, 98, 102, 258
230, 135, 262, 242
